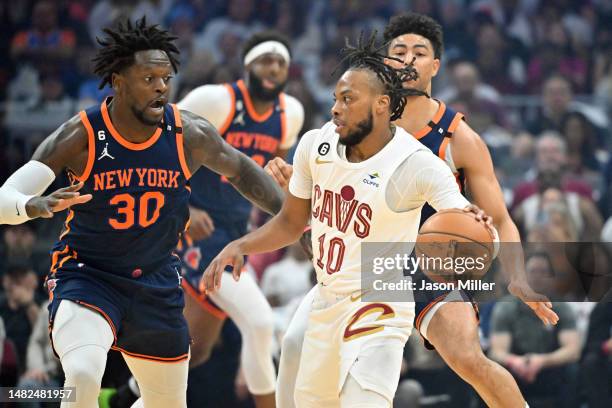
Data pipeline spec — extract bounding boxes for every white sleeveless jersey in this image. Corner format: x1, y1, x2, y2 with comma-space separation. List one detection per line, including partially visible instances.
293, 122, 432, 293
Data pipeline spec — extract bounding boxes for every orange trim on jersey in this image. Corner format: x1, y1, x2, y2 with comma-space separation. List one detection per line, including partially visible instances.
218, 83, 236, 135
438, 137, 451, 161
278, 93, 288, 149
413, 100, 447, 139
237, 79, 274, 122
77, 111, 95, 181
181, 280, 227, 320
50, 246, 70, 273
59, 209, 75, 240
113, 346, 189, 363
75, 300, 118, 343
101, 99, 163, 151
171, 104, 192, 179
57, 253, 76, 270
415, 294, 448, 331
447, 112, 464, 134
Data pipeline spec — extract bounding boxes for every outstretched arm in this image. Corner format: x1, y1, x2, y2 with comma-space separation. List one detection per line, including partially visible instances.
201, 129, 318, 291
181, 110, 284, 215
0, 114, 92, 224
452, 121, 559, 325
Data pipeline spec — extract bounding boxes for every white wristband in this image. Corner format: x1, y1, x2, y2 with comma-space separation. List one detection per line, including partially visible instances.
0, 160, 56, 225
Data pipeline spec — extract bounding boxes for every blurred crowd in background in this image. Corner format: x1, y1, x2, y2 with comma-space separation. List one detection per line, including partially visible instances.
0, 0, 611, 407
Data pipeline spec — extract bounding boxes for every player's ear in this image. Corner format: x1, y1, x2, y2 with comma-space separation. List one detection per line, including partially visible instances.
111, 73, 122, 92
376, 94, 391, 115
432, 58, 441, 78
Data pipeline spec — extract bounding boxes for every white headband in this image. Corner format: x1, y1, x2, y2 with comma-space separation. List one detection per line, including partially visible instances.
244, 41, 291, 66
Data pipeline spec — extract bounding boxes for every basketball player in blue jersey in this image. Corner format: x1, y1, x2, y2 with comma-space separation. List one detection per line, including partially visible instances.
0, 18, 283, 408
266, 14, 561, 408
173, 31, 303, 408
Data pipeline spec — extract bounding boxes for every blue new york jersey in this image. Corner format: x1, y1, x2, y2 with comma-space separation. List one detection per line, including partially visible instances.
416, 100, 467, 225
53, 97, 191, 277
188, 80, 287, 225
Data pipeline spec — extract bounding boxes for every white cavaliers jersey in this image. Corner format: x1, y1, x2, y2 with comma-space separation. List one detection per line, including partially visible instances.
290, 122, 433, 293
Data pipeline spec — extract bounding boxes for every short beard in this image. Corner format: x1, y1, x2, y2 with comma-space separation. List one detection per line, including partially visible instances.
248, 72, 286, 101
131, 104, 161, 126
338, 111, 373, 147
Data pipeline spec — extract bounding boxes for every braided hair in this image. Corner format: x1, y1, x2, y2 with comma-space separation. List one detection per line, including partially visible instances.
337, 31, 428, 121
92, 17, 180, 90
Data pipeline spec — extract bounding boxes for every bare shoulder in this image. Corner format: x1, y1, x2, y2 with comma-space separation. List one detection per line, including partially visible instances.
450, 120, 491, 169
31, 113, 89, 176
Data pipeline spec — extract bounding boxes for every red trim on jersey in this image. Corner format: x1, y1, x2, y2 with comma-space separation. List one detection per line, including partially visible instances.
218, 83, 236, 135
77, 111, 95, 181
171, 104, 192, 179
413, 100, 446, 140
237, 80, 274, 122
101, 99, 163, 151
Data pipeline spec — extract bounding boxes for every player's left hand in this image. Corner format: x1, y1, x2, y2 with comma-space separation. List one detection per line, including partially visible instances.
462, 204, 495, 239
200, 241, 245, 292
508, 280, 559, 326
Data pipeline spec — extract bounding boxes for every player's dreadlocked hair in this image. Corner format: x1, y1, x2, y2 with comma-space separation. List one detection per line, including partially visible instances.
93, 17, 180, 90
337, 31, 428, 121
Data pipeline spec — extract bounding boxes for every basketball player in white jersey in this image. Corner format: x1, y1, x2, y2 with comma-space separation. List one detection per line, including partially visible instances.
268, 14, 559, 408
202, 36, 495, 407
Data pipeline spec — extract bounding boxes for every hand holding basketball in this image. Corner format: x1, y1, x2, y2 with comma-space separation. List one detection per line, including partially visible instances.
415, 205, 496, 283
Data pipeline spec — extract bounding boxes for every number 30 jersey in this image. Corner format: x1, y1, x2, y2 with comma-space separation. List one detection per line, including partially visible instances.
56, 97, 191, 277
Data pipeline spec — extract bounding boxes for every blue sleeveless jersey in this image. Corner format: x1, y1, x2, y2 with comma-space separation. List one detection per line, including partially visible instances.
54, 97, 191, 277
416, 100, 466, 225
188, 80, 287, 225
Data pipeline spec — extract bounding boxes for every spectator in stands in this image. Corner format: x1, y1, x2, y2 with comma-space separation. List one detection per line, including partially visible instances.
511, 133, 593, 209
526, 74, 574, 136
0, 264, 40, 370
527, 21, 588, 93
580, 300, 612, 408
473, 22, 526, 94
194, 0, 263, 63
17, 300, 61, 408
10, 0, 76, 70
88, 0, 173, 46
513, 169, 603, 241
5, 71, 75, 149
446, 61, 511, 135
0, 224, 49, 277
489, 279, 580, 408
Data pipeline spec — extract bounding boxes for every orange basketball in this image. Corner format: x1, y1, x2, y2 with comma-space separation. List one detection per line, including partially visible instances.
415, 209, 494, 283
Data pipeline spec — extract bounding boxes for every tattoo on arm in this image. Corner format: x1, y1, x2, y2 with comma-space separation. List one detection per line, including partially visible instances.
227, 153, 283, 215
181, 110, 284, 215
